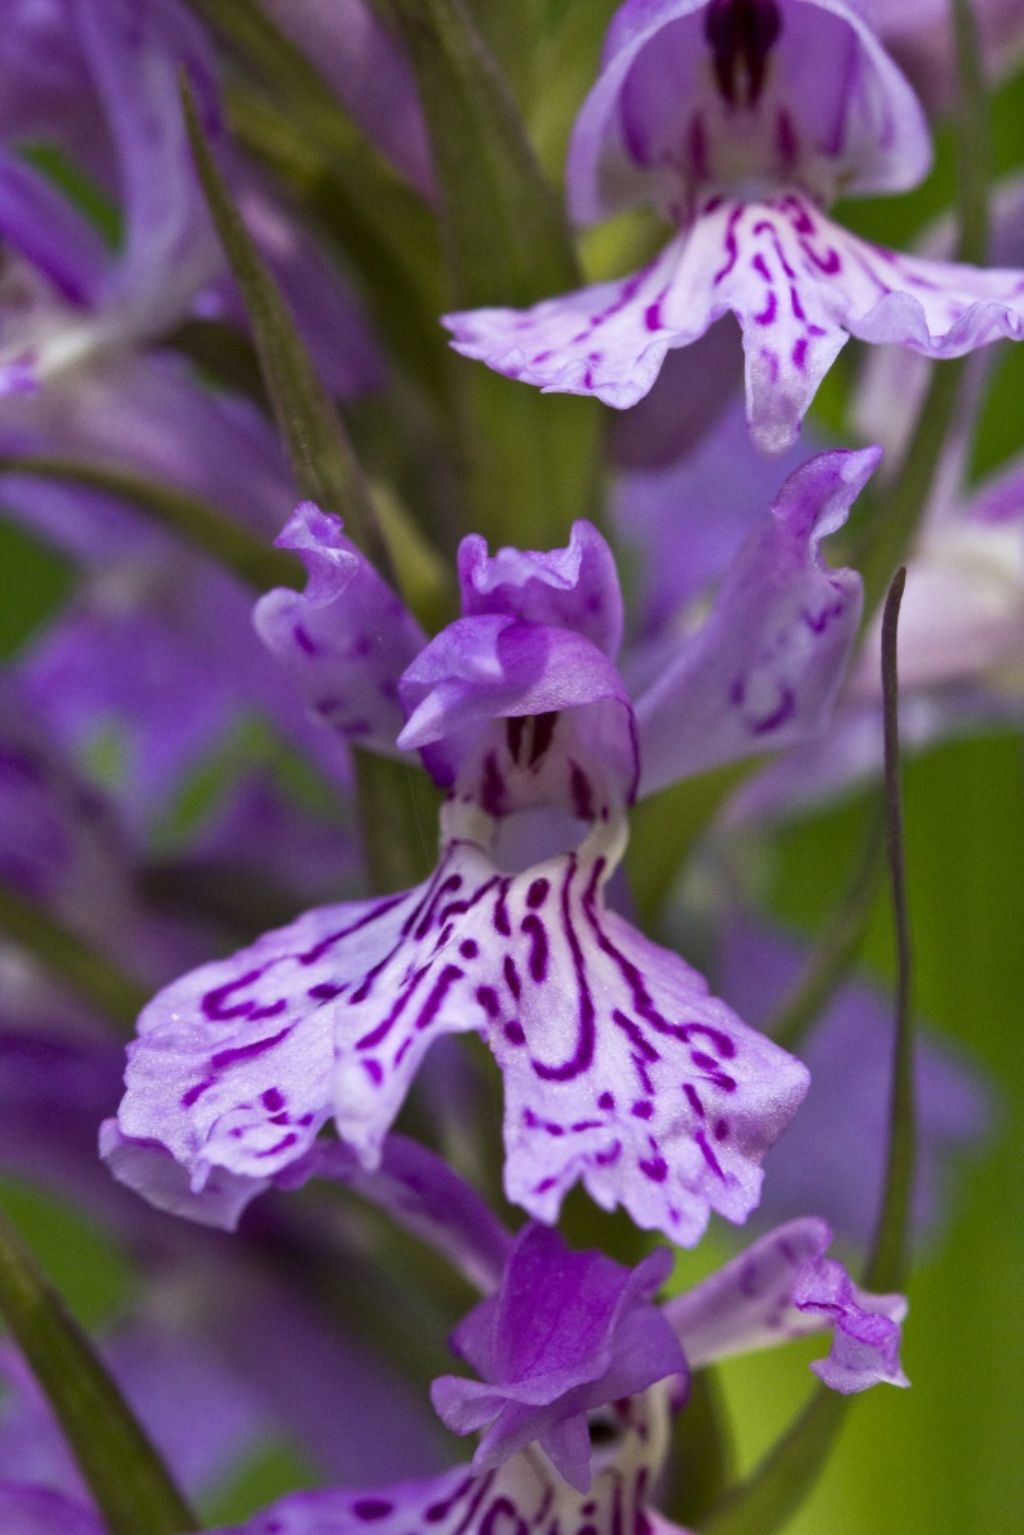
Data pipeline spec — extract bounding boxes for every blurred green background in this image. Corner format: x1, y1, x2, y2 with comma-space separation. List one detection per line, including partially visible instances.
1, 2, 1022, 1531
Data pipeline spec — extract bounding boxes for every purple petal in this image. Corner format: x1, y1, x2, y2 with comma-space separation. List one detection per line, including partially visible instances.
398, 616, 637, 808
793, 1260, 909, 1393
567, 0, 931, 225
0, 1485, 102, 1535
432, 1224, 683, 1491
114, 817, 807, 1243
73, 0, 221, 325
666, 1218, 908, 1391
614, 402, 821, 644
634, 447, 874, 794
458, 523, 624, 659
254, 503, 427, 755
0, 152, 108, 307
0, 1325, 269, 1503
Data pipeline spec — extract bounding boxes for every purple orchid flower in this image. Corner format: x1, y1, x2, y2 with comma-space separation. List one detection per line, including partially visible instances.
0, 0, 380, 400
109, 446, 879, 1245
127, 1218, 903, 1535
443, 0, 1024, 455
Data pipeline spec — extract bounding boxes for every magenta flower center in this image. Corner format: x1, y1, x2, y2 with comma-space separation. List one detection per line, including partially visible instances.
705, 0, 783, 107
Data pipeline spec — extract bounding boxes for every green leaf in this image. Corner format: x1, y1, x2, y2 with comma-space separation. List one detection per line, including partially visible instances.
384, 0, 602, 546
180, 76, 393, 578
0, 879, 150, 1034
0, 454, 300, 593
0, 1205, 196, 1534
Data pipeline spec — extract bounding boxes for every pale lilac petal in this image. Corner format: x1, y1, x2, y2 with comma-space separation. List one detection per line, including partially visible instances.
665, 1219, 908, 1391
451, 189, 1024, 454
568, 0, 931, 224
432, 1225, 683, 1491
0, 1485, 102, 1535
458, 522, 624, 659
634, 447, 874, 794
444, 238, 701, 412
114, 817, 806, 1243
793, 1260, 909, 1392
254, 503, 427, 754
259, 0, 433, 197
664, 1217, 833, 1363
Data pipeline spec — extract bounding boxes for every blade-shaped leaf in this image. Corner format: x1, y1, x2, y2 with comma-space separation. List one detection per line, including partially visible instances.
0, 454, 300, 592
0, 1206, 196, 1534
384, 0, 601, 545
180, 77, 392, 579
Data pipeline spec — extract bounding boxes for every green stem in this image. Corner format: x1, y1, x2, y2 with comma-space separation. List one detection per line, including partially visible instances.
769, 812, 884, 1053
700, 576, 915, 1535
0, 454, 300, 593
0, 1206, 196, 1535
0, 881, 149, 1033
863, 569, 916, 1295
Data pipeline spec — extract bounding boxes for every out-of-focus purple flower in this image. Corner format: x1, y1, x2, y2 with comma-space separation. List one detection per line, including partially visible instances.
0, 0, 381, 402
614, 403, 821, 650
258, 0, 433, 198
0, 1327, 269, 1506
0, 1485, 103, 1535
110, 452, 877, 1244
717, 920, 991, 1247
851, 0, 1024, 113
445, 0, 1024, 454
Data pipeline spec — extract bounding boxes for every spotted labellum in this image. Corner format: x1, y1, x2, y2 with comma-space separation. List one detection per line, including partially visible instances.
108, 445, 878, 1245
445, 0, 1024, 453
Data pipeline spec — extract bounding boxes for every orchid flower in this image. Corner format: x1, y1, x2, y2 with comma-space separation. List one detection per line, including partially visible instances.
109, 446, 878, 1245
445, 0, 1024, 454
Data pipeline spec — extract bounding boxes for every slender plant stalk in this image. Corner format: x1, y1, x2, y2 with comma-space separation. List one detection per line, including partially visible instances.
0, 454, 300, 592
701, 569, 915, 1535
0, 1207, 197, 1535
863, 569, 916, 1294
